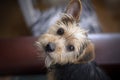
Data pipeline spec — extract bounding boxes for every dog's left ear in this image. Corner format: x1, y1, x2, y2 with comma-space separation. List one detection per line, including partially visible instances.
65, 0, 82, 21
78, 42, 95, 63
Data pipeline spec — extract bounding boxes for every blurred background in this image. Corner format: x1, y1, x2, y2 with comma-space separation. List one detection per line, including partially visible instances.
0, 0, 120, 38
0, 0, 120, 80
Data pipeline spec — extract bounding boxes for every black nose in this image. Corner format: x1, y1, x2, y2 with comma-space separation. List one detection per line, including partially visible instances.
45, 42, 56, 52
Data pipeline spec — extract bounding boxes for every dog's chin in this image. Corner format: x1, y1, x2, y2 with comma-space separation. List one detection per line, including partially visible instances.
45, 55, 54, 68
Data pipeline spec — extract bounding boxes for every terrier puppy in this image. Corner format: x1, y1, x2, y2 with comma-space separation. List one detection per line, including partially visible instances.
35, 0, 110, 80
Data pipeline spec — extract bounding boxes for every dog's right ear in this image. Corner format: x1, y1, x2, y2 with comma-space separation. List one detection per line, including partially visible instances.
65, 0, 82, 22
78, 42, 95, 63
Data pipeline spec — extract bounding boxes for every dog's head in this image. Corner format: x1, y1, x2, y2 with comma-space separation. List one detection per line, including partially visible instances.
35, 0, 95, 68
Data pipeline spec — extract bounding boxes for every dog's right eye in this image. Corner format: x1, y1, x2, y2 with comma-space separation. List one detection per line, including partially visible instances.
67, 45, 75, 51
57, 28, 64, 35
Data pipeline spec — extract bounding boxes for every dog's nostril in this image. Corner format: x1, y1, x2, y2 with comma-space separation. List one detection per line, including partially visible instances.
45, 42, 56, 52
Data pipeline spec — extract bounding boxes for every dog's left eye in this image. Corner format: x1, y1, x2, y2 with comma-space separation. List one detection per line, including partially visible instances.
67, 45, 75, 51
57, 28, 64, 35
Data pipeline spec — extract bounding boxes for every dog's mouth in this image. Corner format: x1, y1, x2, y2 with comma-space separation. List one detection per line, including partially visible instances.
45, 52, 53, 59
45, 53, 54, 68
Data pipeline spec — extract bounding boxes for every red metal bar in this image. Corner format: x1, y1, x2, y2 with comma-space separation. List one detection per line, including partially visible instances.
0, 37, 46, 75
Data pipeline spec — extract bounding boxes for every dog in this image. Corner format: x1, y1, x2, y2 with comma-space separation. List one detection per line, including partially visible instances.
35, 0, 110, 80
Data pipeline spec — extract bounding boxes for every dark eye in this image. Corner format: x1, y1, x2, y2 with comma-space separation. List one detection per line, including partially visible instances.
57, 28, 64, 35
67, 45, 75, 51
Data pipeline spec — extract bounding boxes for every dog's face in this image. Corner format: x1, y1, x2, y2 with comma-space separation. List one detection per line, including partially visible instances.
35, 0, 95, 68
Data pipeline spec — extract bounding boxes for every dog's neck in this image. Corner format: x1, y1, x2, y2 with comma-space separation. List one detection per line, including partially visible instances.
48, 61, 110, 80
49, 62, 93, 80
48, 61, 93, 70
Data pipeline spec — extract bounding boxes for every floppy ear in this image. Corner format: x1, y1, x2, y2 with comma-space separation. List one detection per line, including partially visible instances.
78, 42, 95, 63
65, 0, 82, 21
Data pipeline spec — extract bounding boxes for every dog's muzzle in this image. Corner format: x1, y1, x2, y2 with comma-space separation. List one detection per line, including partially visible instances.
45, 42, 56, 53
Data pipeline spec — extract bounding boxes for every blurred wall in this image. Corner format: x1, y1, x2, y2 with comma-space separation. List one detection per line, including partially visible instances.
0, 0, 120, 38
0, 0, 31, 38
92, 0, 120, 33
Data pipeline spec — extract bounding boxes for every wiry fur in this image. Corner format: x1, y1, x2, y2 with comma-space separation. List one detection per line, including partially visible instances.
36, 13, 94, 67
35, 0, 110, 80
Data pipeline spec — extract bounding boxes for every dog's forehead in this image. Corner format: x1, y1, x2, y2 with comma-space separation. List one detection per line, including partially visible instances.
66, 26, 86, 39
48, 20, 87, 38
74, 31, 86, 39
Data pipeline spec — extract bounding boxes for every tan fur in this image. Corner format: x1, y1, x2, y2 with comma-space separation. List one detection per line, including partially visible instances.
78, 42, 95, 63
35, 0, 95, 80
35, 0, 95, 67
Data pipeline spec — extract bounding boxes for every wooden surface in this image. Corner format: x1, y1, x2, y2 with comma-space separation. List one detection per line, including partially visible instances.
0, 34, 120, 79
